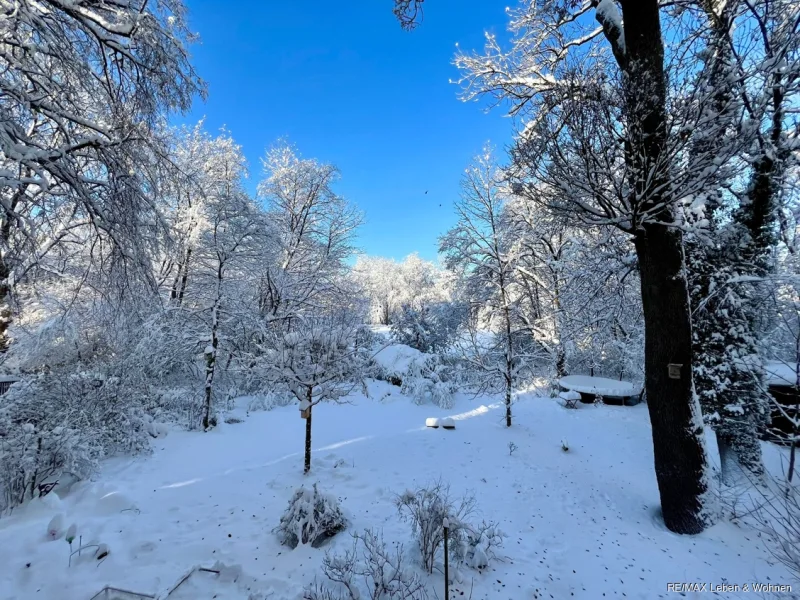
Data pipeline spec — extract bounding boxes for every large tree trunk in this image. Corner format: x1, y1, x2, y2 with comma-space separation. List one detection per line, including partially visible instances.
635, 225, 712, 534
623, 0, 714, 534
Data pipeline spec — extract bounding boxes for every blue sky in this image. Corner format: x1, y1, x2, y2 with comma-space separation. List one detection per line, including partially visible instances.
179, 0, 513, 262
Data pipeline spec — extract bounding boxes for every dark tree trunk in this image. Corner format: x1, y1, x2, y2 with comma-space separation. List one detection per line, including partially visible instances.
0, 254, 12, 353
304, 391, 313, 475
623, 0, 713, 534
635, 226, 711, 533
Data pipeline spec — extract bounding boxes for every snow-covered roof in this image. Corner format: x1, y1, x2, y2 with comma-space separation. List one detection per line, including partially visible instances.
559, 375, 640, 398
765, 361, 798, 387
0, 375, 20, 383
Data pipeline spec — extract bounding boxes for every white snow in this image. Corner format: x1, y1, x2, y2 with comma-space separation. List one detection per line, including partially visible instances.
372, 342, 426, 376
765, 360, 799, 386
0, 391, 793, 599
558, 374, 640, 398
439, 416, 455, 429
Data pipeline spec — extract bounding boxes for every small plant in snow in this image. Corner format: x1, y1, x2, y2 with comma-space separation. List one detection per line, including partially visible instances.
394, 479, 477, 573
461, 521, 505, 570
303, 528, 428, 600
275, 484, 347, 549
66, 523, 77, 566
507, 441, 518, 456
561, 439, 569, 452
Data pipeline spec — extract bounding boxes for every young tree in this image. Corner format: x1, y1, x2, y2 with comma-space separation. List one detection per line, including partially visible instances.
260, 310, 370, 474
441, 146, 519, 427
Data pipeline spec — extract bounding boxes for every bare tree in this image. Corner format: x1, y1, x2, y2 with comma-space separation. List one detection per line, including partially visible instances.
441, 146, 519, 427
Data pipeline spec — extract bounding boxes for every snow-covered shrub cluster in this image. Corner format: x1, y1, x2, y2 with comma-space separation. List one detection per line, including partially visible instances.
275, 484, 348, 549
400, 355, 457, 409
395, 480, 503, 574
0, 420, 96, 511
304, 528, 428, 600
0, 372, 152, 511
390, 302, 465, 354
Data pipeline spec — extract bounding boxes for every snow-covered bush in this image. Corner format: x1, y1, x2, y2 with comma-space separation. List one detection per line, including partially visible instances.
275, 484, 347, 549
391, 302, 465, 353
0, 421, 97, 511
0, 371, 152, 511
395, 480, 474, 573
150, 386, 204, 430
400, 355, 457, 409
394, 480, 504, 574
304, 528, 428, 600
460, 521, 505, 570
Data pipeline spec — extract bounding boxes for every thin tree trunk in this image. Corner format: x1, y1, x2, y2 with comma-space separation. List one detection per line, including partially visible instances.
500, 281, 514, 427
203, 262, 222, 431
177, 247, 193, 306
0, 254, 12, 353
304, 391, 313, 475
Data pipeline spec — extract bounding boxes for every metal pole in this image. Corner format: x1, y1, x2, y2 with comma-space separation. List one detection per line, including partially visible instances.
443, 518, 450, 600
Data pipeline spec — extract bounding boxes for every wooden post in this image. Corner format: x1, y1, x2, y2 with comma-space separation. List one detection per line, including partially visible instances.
443, 517, 450, 600
304, 402, 313, 475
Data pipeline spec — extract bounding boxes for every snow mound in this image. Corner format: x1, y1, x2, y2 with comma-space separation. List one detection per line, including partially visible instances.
559, 375, 640, 398
440, 417, 455, 429
426, 417, 440, 428
373, 343, 425, 377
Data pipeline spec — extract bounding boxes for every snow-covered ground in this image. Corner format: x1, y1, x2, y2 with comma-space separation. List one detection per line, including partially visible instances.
0, 381, 795, 599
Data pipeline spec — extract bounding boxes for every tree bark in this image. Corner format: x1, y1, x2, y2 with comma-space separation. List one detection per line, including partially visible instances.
203, 262, 222, 431
635, 225, 711, 534
304, 396, 313, 475
622, 0, 714, 534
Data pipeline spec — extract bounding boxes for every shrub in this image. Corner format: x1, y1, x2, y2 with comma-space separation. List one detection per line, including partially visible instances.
275, 484, 347, 549
0, 421, 98, 510
395, 480, 504, 574
400, 356, 456, 409
0, 371, 151, 511
304, 528, 428, 600
395, 480, 473, 573
391, 302, 465, 353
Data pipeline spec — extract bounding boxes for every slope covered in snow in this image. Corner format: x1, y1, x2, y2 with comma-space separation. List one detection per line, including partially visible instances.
0, 387, 793, 599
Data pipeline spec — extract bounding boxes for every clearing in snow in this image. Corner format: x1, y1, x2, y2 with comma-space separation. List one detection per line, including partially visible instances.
0, 384, 793, 599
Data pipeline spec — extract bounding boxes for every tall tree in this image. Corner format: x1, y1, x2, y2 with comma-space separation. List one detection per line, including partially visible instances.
256, 142, 362, 322
441, 146, 519, 427
0, 0, 204, 350
396, 0, 716, 533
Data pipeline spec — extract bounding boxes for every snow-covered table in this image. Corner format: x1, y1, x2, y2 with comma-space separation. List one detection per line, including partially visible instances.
558, 375, 642, 406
